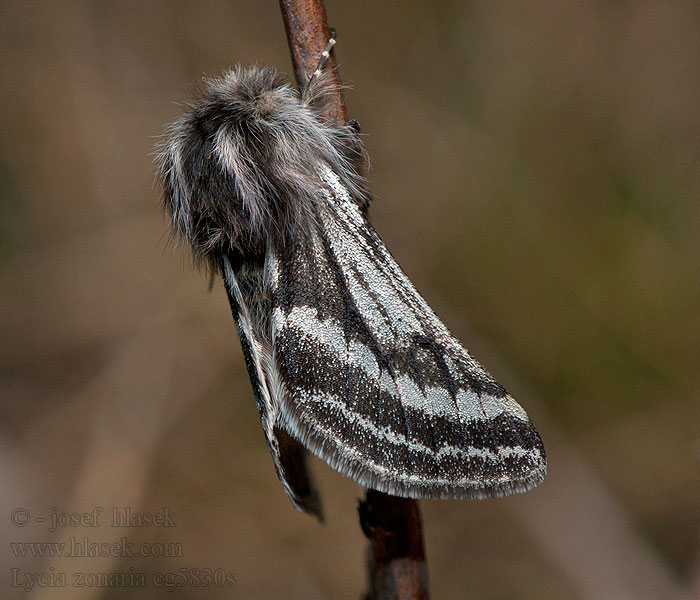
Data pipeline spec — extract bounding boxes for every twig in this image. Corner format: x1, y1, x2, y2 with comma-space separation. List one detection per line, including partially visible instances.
277, 2, 430, 598
279, 0, 346, 123
360, 491, 429, 600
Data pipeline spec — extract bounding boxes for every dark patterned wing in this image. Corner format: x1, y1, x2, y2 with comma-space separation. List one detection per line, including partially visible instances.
269, 165, 546, 499
220, 256, 323, 518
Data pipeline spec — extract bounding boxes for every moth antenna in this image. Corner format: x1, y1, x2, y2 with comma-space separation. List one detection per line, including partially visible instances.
307, 32, 336, 88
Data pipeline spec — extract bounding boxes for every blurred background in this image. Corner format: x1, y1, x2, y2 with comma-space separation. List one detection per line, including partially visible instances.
1, 1, 698, 598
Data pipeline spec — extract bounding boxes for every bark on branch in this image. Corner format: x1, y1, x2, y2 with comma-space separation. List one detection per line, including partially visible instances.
279, 0, 346, 123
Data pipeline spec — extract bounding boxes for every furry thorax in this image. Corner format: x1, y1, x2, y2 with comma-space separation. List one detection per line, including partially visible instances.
156, 66, 369, 269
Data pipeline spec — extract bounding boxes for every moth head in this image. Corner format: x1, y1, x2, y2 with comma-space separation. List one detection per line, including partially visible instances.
156, 66, 369, 270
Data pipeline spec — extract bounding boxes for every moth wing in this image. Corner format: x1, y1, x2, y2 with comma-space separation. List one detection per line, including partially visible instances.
221, 258, 323, 518
270, 165, 546, 499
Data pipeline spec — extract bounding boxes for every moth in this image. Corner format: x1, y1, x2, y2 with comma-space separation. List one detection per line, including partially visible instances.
156, 45, 545, 519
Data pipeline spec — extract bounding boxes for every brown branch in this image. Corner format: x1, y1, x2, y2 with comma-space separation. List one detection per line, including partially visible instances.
360, 491, 430, 600
279, 0, 346, 123
278, 2, 430, 599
